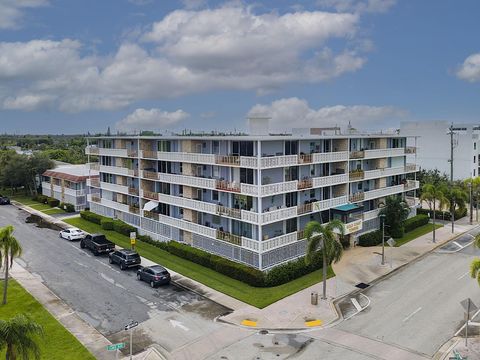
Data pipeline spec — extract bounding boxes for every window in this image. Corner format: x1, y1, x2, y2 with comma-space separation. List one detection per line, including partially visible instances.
475, 156, 477, 163
285, 141, 298, 155
475, 143, 477, 150
178, 185, 183, 195
310, 189, 316, 199
475, 169, 476, 177
103, 140, 113, 149
358, 182, 363, 190
158, 141, 171, 152
212, 215, 221, 225
158, 161, 171, 173
240, 168, 254, 184
212, 191, 219, 201
212, 141, 220, 154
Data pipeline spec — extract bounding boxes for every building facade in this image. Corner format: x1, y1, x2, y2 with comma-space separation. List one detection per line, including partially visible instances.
401, 121, 480, 180
86, 130, 419, 270
42, 164, 99, 211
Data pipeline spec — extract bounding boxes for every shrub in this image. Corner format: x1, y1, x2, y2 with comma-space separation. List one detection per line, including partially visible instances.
112, 220, 137, 237
417, 208, 467, 221
264, 252, 323, 287
404, 214, 429, 233
35, 194, 48, 204
358, 230, 383, 247
390, 226, 404, 238
47, 197, 60, 207
64, 203, 75, 212
101, 218, 114, 230
80, 210, 103, 225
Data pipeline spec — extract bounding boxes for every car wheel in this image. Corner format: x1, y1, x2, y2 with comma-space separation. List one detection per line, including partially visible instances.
109, 257, 113, 264
150, 281, 155, 288
120, 263, 125, 270
59, 233, 62, 238
80, 241, 85, 249
93, 249, 98, 256
137, 274, 141, 280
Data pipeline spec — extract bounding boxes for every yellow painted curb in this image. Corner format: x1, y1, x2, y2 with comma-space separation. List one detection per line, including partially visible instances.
305, 320, 322, 327
241, 319, 257, 327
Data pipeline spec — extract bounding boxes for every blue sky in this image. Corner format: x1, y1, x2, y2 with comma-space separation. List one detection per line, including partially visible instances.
0, 0, 479, 134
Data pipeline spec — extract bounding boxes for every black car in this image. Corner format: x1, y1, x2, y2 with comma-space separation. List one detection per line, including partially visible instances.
0, 196, 10, 205
109, 249, 141, 270
80, 233, 115, 255
137, 265, 170, 287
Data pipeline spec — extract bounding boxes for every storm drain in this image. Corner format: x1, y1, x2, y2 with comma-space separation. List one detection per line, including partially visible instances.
259, 330, 269, 335
355, 282, 370, 289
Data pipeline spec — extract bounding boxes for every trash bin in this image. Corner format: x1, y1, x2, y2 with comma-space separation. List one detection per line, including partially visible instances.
311, 291, 318, 305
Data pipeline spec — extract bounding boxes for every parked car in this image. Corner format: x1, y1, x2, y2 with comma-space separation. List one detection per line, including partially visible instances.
109, 249, 141, 270
80, 233, 115, 255
0, 196, 10, 205
137, 265, 170, 287
59, 228, 85, 241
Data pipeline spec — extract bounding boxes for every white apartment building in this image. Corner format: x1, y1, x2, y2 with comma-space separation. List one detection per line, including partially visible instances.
85, 128, 419, 270
42, 164, 99, 211
401, 121, 480, 180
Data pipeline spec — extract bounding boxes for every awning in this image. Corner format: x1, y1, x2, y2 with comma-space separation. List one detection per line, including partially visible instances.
143, 200, 158, 211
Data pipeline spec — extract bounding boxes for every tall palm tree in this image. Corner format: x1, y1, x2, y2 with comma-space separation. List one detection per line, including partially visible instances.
0, 225, 22, 305
445, 186, 468, 233
0, 313, 44, 360
420, 183, 449, 243
304, 220, 345, 300
378, 196, 410, 238
470, 234, 480, 286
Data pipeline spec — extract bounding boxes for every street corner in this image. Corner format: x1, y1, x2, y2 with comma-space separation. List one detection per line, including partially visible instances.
304, 319, 323, 327
241, 319, 258, 327
337, 293, 371, 321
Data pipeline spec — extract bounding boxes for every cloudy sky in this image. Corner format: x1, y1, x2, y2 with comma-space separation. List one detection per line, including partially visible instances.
0, 0, 479, 134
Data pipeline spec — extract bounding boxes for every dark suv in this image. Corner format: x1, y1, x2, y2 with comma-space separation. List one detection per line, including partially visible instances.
108, 249, 141, 270
137, 265, 171, 287
0, 196, 10, 205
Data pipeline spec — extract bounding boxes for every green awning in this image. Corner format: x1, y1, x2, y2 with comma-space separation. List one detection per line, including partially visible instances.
333, 204, 361, 212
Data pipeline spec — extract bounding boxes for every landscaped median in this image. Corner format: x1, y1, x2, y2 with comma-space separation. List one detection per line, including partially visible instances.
11, 194, 71, 215
64, 216, 334, 309
0, 280, 95, 360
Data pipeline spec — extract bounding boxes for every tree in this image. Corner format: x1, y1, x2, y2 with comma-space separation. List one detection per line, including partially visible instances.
304, 220, 344, 300
378, 196, 410, 238
0, 314, 44, 360
0, 225, 22, 305
413, 169, 449, 196
444, 186, 468, 231
420, 183, 450, 243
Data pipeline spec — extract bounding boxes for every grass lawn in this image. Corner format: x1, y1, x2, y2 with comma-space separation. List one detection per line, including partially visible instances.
0, 280, 95, 360
42, 208, 67, 215
65, 217, 334, 308
10, 194, 66, 215
394, 223, 444, 247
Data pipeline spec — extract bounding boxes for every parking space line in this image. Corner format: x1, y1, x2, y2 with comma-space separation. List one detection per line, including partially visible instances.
403, 307, 422, 322
452, 241, 463, 249
457, 271, 470, 280
351, 298, 362, 312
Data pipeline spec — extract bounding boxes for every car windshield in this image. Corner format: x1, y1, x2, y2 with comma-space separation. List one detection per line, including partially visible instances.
160, 270, 169, 275
126, 254, 140, 260
71, 230, 82, 234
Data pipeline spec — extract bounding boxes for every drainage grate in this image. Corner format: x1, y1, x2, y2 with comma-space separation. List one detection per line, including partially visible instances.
355, 282, 370, 289
259, 330, 269, 335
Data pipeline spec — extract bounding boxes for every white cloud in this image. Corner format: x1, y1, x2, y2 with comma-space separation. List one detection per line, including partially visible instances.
0, 4, 371, 112
248, 97, 406, 131
3, 94, 55, 111
181, 0, 206, 10
317, 0, 396, 14
0, 0, 48, 30
115, 108, 190, 132
456, 53, 480, 82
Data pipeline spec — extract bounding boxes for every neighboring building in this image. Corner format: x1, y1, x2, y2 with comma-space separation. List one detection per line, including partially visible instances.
42, 164, 99, 211
85, 125, 419, 270
400, 121, 480, 180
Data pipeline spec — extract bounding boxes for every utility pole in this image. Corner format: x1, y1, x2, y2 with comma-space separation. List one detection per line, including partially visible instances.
448, 124, 455, 233
470, 176, 474, 225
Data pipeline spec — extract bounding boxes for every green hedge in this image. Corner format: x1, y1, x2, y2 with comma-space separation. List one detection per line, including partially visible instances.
32, 194, 48, 203
47, 197, 60, 207
79, 213, 326, 287
100, 218, 114, 230
358, 230, 383, 247
59, 202, 76, 213
417, 208, 467, 221
404, 214, 429, 233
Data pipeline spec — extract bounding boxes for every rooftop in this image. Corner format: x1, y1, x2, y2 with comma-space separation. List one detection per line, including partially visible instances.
43, 164, 98, 183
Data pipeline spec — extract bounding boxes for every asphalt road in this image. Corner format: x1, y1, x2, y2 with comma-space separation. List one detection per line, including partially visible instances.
0, 205, 231, 356
337, 226, 480, 357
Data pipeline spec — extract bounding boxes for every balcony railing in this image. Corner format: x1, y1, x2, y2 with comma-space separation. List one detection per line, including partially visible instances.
350, 192, 365, 202
128, 187, 139, 196
216, 205, 241, 219
91, 194, 101, 203
405, 163, 418, 172
216, 231, 242, 246
350, 150, 365, 159
363, 184, 405, 201
405, 146, 416, 154
297, 203, 312, 215
364, 148, 405, 159
142, 170, 158, 180
298, 178, 313, 190
127, 150, 137, 157
129, 205, 140, 214
88, 178, 100, 187
298, 154, 312, 164
143, 190, 158, 201
89, 162, 100, 171
349, 170, 364, 181
404, 180, 420, 191
215, 180, 240, 192
85, 146, 99, 155
215, 155, 240, 166
142, 150, 158, 159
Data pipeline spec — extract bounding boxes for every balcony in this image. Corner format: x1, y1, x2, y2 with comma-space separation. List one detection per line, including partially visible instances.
90, 194, 101, 203
261, 206, 297, 225
215, 179, 240, 193
158, 193, 217, 214
349, 170, 364, 181
129, 205, 140, 214
99, 165, 131, 177
142, 190, 158, 201
143, 212, 217, 239
260, 151, 349, 168
312, 151, 349, 163
85, 146, 99, 155
156, 173, 216, 190
216, 205, 241, 219
87, 178, 100, 187
100, 181, 129, 195
142, 170, 158, 180
312, 173, 348, 188
363, 184, 405, 201
350, 150, 365, 159
88, 162, 100, 171
215, 155, 240, 166
216, 231, 242, 246
97, 148, 128, 157
261, 180, 297, 196
260, 231, 303, 252
404, 180, 420, 191
405, 163, 418, 172
141, 150, 158, 159
405, 146, 416, 154
261, 155, 297, 169
350, 192, 365, 202
128, 187, 139, 196
298, 154, 312, 164
362, 208, 380, 221
406, 196, 420, 207
297, 203, 312, 215
363, 147, 405, 159
298, 178, 313, 190
127, 150, 137, 157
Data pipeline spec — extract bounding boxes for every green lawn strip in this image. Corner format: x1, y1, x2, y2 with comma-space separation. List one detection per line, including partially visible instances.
394, 223, 444, 247
42, 208, 66, 215
0, 280, 95, 360
65, 217, 333, 308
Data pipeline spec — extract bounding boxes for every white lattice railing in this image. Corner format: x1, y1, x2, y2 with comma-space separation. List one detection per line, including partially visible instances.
261, 206, 298, 224
241, 209, 260, 223
312, 173, 348, 188
362, 208, 380, 221
312, 195, 349, 212
312, 151, 349, 163
100, 198, 130, 213
99, 165, 130, 176
100, 181, 129, 195
261, 231, 299, 252
364, 184, 405, 201
158, 193, 217, 214
241, 237, 260, 251
240, 183, 259, 196
364, 148, 405, 159
261, 180, 298, 196
260, 155, 297, 169
155, 152, 216, 164
240, 157, 258, 168
156, 173, 217, 189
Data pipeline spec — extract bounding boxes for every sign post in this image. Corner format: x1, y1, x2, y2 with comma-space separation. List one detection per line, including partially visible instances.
386, 238, 396, 268
107, 343, 125, 360
130, 232, 136, 250
460, 298, 478, 347
124, 320, 138, 360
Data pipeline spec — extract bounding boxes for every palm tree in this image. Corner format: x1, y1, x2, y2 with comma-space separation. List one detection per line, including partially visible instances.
444, 186, 468, 232
0, 313, 44, 360
378, 196, 410, 238
304, 220, 345, 300
0, 225, 22, 305
470, 234, 480, 286
420, 183, 450, 243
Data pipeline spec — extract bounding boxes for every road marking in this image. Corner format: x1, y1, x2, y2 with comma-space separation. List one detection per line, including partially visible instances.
115, 283, 126, 290
305, 320, 322, 327
458, 271, 470, 280
100, 273, 115, 285
403, 307, 422, 322
74, 261, 88, 268
95, 259, 120, 274
351, 298, 362, 312
169, 319, 189, 331
136, 295, 148, 303
241, 319, 257, 327
452, 241, 463, 249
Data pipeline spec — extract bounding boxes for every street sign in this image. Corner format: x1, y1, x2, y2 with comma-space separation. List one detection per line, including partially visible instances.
387, 238, 396, 247
461, 298, 478, 315
130, 232, 136, 239
130, 238, 136, 245
124, 321, 138, 331
107, 343, 125, 351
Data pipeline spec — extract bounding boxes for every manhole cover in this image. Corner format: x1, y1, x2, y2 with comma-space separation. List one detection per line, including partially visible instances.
259, 330, 269, 335
355, 283, 369, 289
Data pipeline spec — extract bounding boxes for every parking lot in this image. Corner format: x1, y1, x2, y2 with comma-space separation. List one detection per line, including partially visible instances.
0, 205, 231, 355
